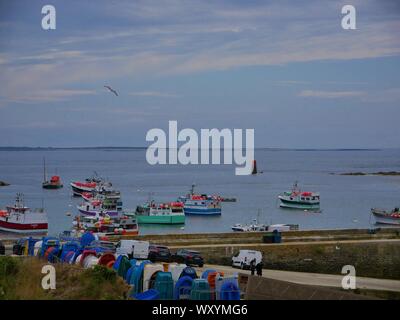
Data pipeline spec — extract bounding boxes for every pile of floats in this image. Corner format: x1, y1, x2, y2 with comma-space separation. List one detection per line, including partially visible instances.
19, 233, 241, 300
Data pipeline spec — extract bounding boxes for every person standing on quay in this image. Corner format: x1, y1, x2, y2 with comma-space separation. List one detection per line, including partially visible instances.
256, 261, 263, 276
250, 259, 256, 276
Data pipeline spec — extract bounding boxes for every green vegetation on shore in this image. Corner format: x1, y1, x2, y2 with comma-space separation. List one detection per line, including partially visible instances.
0, 257, 130, 300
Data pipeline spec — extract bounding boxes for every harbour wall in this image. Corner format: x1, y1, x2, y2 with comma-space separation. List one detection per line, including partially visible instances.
127, 228, 400, 280
175, 239, 400, 280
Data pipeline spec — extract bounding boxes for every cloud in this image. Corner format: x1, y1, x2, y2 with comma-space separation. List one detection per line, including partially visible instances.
4, 89, 97, 103
362, 88, 400, 103
299, 88, 400, 102
0, 0, 399, 105
128, 91, 181, 98
299, 90, 366, 98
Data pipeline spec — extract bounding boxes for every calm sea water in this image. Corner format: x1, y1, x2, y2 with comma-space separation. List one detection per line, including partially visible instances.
0, 148, 399, 236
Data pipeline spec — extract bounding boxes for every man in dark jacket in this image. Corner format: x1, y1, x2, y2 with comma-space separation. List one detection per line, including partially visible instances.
256, 261, 263, 276
250, 258, 256, 275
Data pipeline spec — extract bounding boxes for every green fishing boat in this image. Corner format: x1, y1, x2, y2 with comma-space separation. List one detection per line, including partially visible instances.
134, 201, 185, 225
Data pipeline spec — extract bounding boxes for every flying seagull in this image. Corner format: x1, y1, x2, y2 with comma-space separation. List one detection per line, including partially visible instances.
104, 85, 118, 96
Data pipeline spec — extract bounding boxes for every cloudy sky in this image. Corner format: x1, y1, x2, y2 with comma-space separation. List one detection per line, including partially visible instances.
0, 0, 399, 148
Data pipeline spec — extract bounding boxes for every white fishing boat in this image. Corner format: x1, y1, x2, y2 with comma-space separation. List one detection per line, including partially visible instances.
70, 173, 105, 196
77, 196, 123, 217
72, 212, 139, 236
278, 182, 320, 210
231, 219, 268, 232
371, 207, 400, 225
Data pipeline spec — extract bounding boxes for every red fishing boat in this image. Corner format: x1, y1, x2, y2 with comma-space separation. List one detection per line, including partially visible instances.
42, 158, 63, 189
0, 194, 48, 233
70, 173, 103, 196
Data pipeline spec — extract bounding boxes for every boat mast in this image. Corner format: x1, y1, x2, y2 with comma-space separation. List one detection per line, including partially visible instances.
43, 157, 47, 183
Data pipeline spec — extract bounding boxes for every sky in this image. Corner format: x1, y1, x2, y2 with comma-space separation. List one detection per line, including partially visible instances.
0, 0, 399, 148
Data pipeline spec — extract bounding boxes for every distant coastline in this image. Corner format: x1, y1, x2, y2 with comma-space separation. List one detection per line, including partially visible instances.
0, 146, 385, 152
333, 171, 400, 176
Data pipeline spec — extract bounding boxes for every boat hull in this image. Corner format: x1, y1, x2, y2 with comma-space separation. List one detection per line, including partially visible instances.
183, 207, 221, 215
0, 219, 48, 233
71, 183, 96, 196
136, 215, 185, 224
42, 183, 63, 189
279, 197, 320, 210
372, 212, 400, 225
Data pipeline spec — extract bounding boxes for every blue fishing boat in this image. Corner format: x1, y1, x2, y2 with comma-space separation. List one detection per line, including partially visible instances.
179, 184, 222, 216
182, 195, 221, 216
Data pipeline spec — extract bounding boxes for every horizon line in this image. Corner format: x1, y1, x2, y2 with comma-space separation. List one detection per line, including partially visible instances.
0, 146, 392, 151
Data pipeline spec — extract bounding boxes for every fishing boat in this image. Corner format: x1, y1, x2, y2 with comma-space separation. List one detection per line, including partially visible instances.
179, 184, 235, 202
183, 195, 221, 215
134, 200, 185, 224
0, 194, 48, 233
42, 158, 63, 189
231, 221, 299, 232
178, 184, 222, 216
72, 212, 139, 236
70, 173, 104, 196
371, 207, 400, 225
231, 222, 267, 232
71, 181, 98, 196
278, 182, 320, 210
81, 186, 121, 202
77, 195, 123, 217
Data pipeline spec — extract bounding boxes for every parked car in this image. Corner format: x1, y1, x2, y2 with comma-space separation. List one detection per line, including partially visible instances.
86, 240, 116, 255
13, 238, 28, 255
116, 240, 149, 259
172, 249, 204, 267
148, 245, 171, 262
0, 241, 5, 255
231, 250, 262, 269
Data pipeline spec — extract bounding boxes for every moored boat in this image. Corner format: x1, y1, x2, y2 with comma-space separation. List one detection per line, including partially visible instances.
0, 194, 48, 234
72, 213, 139, 236
77, 196, 123, 217
278, 182, 320, 210
71, 181, 98, 196
42, 158, 63, 189
81, 187, 121, 202
179, 184, 222, 216
371, 207, 400, 225
134, 201, 185, 224
183, 195, 221, 215
70, 173, 104, 196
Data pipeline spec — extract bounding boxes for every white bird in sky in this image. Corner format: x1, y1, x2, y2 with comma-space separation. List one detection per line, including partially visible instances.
104, 85, 118, 96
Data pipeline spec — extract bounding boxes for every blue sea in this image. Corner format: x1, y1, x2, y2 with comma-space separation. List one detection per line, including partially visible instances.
0, 148, 399, 236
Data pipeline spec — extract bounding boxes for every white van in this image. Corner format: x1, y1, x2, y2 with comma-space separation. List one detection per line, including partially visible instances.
116, 240, 149, 260
231, 250, 262, 269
